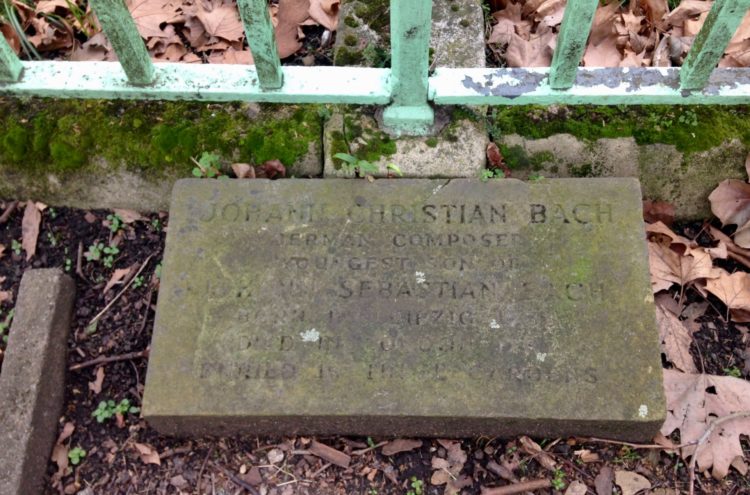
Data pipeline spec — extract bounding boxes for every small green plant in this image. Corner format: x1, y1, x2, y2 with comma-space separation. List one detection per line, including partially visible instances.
64, 257, 72, 273
614, 446, 641, 463
102, 245, 119, 268
366, 437, 376, 449
48, 207, 57, 219
386, 163, 403, 177
0, 309, 14, 344
46, 231, 58, 247
84, 242, 103, 262
155, 263, 162, 280
724, 366, 742, 378
191, 152, 223, 178
529, 173, 545, 182
68, 446, 86, 466
480, 168, 505, 182
151, 218, 162, 232
551, 469, 566, 490
406, 476, 424, 495
678, 109, 699, 127
92, 398, 140, 423
106, 213, 123, 233
132, 275, 145, 289
334, 152, 379, 176
11, 239, 21, 256
85, 242, 119, 267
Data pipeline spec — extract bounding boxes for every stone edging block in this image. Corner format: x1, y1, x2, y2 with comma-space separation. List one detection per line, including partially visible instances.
0, 269, 75, 495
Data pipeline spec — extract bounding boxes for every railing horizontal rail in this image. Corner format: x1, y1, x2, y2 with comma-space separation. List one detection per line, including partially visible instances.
0, 63, 391, 104
0, 0, 750, 135
430, 68, 750, 105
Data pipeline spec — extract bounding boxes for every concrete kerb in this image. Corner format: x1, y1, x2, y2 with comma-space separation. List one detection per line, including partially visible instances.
0, 269, 75, 495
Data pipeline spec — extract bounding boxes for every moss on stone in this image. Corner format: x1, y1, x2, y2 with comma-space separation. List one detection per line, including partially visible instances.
0, 98, 321, 177
488, 105, 750, 155
334, 46, 365, 66
329, 110, 397, 168
350, 0, 390, 36
497, 144, 554, 171
426, 137, 439, 148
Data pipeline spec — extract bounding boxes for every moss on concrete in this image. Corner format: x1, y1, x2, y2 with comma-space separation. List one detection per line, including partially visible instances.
488, 105, 750, 155
0, 98, 322, 177
499, 145, 555, 171
329, 109, 397, 169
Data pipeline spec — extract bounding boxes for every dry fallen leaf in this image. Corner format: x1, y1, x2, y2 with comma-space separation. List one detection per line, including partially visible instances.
564, 480, 588, 495
655, 299, 698, 373
267, 447, 284, 464
308, 0, 339, 31
194, 0, 245, 43
662, 369, 750, 479
113, 208, 144, 224
134, 442, 161, 465
51, 422, 75, 484
381, 439, 422, 456
594, 466, 614, 495
0, 290, 11, 304
88, 366, 105, 395
519, 435, 556, 470
705, 270, 750, 321
104, 265, 136, 295
231, 163, 256, 179
0, 244, 5, 259
431, 439, 467, 488
709, 179, 750, 248
615, 470, 651, 495
21, 200, 41, 261
275, 0, 310, 58
643, 200, 675, 226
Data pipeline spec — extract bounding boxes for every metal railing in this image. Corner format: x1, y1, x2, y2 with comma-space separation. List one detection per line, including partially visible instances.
0, 0, 749, 136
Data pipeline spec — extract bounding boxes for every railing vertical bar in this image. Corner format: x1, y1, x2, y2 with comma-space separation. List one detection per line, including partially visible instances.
382, 0, 434, 136
88, 0, 154, 85
549, 0, 598, 90
680, 1, 750, 90
0, 35, 22, 82
237, 0, 283, 90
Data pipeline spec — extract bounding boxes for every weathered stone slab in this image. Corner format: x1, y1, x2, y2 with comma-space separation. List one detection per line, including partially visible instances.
0, 269, 75, 495
143, 178, 665, 440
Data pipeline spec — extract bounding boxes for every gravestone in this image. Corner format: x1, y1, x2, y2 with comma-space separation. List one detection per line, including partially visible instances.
143, 178, 665, 441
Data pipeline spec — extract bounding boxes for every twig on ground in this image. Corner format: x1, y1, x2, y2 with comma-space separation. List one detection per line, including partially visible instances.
310, 462, 332, 479
69, 348, 150, 371
481, 478, 551, 495
214, 462, 261, 495
76, 241, 85, 280
196, 445, 214, 495
584, 437, 681, 450
351, 441, 389, 456
87, 255, 152, 328
688, 411, 750, 495
0, 200, 17, 224
137, 285, 155, 336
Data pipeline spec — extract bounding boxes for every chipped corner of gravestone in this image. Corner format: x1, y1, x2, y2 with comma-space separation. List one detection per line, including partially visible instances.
0, 268, 75, 495
323, 107, 488, 179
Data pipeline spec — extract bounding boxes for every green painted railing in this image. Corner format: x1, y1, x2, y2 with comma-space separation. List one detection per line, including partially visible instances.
0, 0, 749, 136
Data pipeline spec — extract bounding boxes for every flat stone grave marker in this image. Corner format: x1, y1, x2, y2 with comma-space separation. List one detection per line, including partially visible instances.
143, 178, 665, 440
